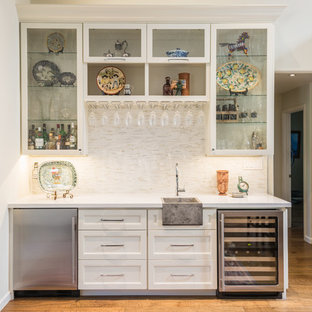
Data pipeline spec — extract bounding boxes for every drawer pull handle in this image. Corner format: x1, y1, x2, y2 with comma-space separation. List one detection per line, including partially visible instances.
170, 244, 194, 247
100, 219, 124, 222
104, 57, 127, 61
170, 274, 194, 277
100, 274, 125, 277
168, 58, 189, 62
100, 244, 125, 247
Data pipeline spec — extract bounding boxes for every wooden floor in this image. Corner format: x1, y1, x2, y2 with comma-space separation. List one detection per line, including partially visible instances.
3, 229, 312, 312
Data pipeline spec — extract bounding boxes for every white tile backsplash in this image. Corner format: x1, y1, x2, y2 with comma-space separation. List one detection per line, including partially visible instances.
29, 103, 268, 195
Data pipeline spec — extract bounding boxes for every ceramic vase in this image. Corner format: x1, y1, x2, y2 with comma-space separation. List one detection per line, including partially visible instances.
217, 170, 229, 196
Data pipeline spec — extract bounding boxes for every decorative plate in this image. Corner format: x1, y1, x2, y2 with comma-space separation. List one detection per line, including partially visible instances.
38, 161, 77, 193
216, 62, 260, 92
58, 72, 76, 86
96, 66, 126, 95
47, 32, 65, 53
32, 60, 60, 87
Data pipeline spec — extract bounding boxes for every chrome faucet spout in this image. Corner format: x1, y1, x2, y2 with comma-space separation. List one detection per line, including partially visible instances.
175, 163, 185, 196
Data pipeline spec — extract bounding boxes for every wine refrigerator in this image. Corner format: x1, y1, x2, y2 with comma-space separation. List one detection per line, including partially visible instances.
218, 210, 284, 294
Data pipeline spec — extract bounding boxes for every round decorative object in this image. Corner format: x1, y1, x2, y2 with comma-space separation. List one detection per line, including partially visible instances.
237, 176, 249, 195
38, 161, 77, 194
58, 72, 76, 86
96, 66, 126, 95
32, 60, 60, 86
47, 32, 65, 53
216, 61, 260, 93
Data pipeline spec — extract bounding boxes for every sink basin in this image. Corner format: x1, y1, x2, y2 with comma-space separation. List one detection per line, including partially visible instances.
161, 197, 203, 226
162, 197, 200, 204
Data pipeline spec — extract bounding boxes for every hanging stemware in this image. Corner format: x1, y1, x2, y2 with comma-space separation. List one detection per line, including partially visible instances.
173, 103, 181, 128
160, 102, 169, 127
149, 101, 157, 127
137, 102, 145, 127
184, 102, 193, 128
125, 101, 133, 127
113, 102, 121, 127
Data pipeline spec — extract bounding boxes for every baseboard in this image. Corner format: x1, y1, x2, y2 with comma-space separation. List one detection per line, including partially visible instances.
304, 235, 312, 244
80, 290, 216, 296
0, 291, 12, 311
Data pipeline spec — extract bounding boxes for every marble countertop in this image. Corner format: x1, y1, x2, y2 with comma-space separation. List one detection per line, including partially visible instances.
8, 192, 291, 209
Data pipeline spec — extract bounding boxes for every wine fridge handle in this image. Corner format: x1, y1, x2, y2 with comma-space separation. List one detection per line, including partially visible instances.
219, 213, 225, 291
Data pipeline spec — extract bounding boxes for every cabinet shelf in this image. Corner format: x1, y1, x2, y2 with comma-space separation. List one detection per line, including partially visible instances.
217, 55, 267, 58
217, 121, 267, 125
28, 51, 77, 55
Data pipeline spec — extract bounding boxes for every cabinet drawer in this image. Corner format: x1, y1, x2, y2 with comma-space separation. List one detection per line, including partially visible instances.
148, 260, 217, 290
79, 230, 146, 260
79, 259, 147, 289
148, 229, 216, 260
148, 209, 216, 230
79, 209, 146, 230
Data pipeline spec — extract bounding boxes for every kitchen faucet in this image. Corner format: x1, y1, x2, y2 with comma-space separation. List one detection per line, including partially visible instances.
176, 163, 185, 196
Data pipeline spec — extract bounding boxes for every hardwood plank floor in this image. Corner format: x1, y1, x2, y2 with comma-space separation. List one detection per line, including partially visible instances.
3, 229, 312, 312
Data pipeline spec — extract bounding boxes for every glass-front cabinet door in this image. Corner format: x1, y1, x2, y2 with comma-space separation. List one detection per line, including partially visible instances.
147, 24, 210, 63
209, 24, 274, 155
84, 24, 146, 63
21, 23, 83, 155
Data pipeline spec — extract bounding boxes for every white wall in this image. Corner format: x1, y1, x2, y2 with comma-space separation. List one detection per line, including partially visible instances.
274, 84, 312, 240
0, 0, 28, 308
275, 0, 312, 72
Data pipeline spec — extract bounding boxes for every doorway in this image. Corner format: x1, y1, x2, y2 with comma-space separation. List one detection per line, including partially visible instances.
290, 111, 304, 229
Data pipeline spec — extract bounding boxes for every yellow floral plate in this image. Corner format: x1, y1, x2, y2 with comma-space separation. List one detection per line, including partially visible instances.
216, 62, 260, 93
96, 66, 126, 95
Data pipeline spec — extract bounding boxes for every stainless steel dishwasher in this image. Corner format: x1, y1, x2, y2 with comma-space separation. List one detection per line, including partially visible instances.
13, 209, 78, 293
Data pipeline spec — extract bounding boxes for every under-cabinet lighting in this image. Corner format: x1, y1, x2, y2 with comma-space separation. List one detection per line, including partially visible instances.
289, 73, 296, 77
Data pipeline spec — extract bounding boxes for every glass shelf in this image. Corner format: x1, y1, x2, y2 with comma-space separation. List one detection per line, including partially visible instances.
28, 86, 77, 88
28, 51, 77, 55
217, 55, 267, 57
217, 121, 267, 125
28, 119, 77, 122
217, 94, 267, 97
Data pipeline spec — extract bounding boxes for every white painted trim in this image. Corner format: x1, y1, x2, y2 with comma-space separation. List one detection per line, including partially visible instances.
0, 292, 12, 311
15, 4, 287, 23
80, 289, 216, 296
304, 235, 312, 245
281, 105, 304, 229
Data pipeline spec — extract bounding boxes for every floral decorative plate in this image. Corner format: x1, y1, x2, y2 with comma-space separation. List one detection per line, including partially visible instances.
58, 72, 76, 86
39, 161, 77, 193
32, 60, 60, 87
96, 66, 126, 95
47, 32, 65, 53
216, 62, 260, 92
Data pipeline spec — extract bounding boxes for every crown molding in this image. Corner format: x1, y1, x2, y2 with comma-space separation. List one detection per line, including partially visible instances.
16, 3, 287, 23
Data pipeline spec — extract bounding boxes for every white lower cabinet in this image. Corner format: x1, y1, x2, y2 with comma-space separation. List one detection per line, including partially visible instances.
79, 230, 146, 260
79, 259, 147, 289
148, 260, 217, 290
148, 229, 216, 260
78, 208, 217, 291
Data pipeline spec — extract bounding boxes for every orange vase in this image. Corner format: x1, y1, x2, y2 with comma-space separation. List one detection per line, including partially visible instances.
178, 72, 190, 96
217, 170, 229, 196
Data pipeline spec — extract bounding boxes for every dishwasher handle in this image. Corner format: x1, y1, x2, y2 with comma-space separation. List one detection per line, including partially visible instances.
72, 216, 78, 286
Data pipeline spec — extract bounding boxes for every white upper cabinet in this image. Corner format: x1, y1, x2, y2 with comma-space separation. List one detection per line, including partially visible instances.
83, 24, 147, 63
21, 23, 84, 155
147, 24, 210, 63
208, 23, 274, 156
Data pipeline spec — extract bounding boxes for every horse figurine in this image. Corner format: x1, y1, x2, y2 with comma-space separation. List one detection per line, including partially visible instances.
219, 32, 249, 57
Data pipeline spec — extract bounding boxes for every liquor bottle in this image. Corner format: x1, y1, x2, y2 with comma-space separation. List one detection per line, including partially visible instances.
64, 124, 71, 149
56, 134, 62, 150
55, 124, 61, 142
28, 138, 34, 150
47, 132, 56, 150
69, 122, 77, 150
42, 123, 49, 146
30, 124, 36, 143
60, 124, 67, 149
35, 127, 44, 150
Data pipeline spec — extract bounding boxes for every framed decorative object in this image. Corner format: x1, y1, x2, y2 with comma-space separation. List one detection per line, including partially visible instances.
96, 66, 126, 95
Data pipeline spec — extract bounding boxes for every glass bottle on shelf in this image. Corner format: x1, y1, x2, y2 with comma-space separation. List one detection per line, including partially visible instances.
35, 127, 44, 150
69, 122, 77, 150
42, 123, 49, 147
64, 124, 71, 150
60, 124, 67, 148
